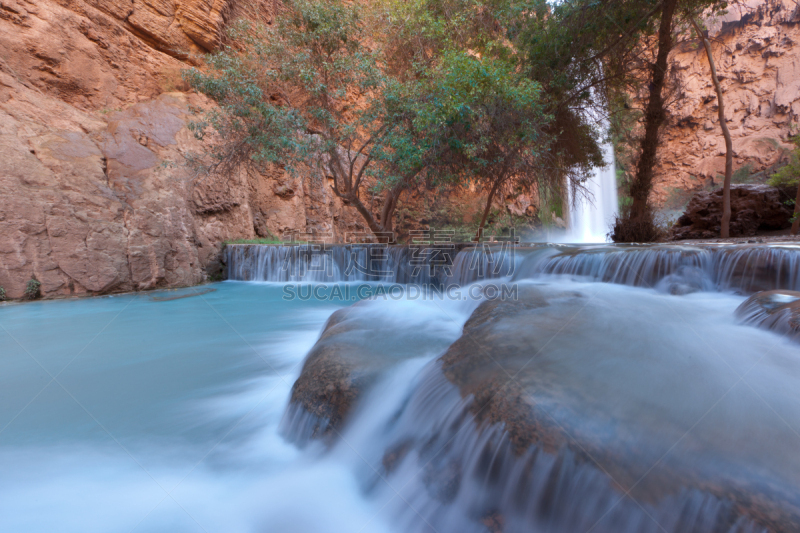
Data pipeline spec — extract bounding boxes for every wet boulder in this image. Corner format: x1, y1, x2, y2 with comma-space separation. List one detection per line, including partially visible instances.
285, 297, 463, 443
286, 302, 398, 442
735, 290, 800, 340
672, 184, 795, 240
435, 283, 800, 531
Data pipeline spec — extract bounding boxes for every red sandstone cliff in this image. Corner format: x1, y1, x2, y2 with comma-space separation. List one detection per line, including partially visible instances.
1, 0, 799, 299
0, 0, 363, 299
651, 0, 800, 210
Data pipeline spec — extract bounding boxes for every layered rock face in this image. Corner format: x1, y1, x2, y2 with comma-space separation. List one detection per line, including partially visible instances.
652, 0, 800, 207
0, 0, 362, 299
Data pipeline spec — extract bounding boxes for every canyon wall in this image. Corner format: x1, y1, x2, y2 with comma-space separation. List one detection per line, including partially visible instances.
652, 0, 800, 210
1, 0, 799, 298
0, 0, 363, 299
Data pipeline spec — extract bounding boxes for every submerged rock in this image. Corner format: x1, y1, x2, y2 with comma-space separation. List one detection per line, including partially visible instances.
672, 184, 795, 240
736, 290, 800, 340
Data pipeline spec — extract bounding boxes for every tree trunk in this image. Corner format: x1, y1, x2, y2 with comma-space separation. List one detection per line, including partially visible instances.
691, 17, 733, 238
793, 184, 800, 235
629, 0, 679, 221
474, 180, 503, 242
379, 185, 405, 241
328, 150, 393, 241
350, 193, 389, 237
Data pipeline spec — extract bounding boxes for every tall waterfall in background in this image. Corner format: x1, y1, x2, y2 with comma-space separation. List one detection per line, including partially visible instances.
568, 142, 619, 243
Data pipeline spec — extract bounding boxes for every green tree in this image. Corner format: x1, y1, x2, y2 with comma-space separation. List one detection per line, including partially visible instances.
769, 135, 800, 235
604, 0, 730, 241
378, 0, 603, 236
186, 0, 429, 238
409, 51, 551, 239
188, 0, 559, 240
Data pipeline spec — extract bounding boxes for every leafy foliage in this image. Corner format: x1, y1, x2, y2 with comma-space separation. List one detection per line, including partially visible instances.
186, 0, 729, 240
768, 136, 800, 188
406, 51, 558, 234
24, 278, 40, 300
186, 0, 400, 235
379, 0, 607, 204
187, 0, 561, 238
768, 135, 800, 225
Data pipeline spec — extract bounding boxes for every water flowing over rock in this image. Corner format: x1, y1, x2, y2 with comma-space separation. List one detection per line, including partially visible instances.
285, 279, 800, 532
672, 184, 796, 240
369, 364, 768, 533
227, 242, 800, 294
272, 242, 800, 532
736, 290, 800, 339
275, 241, 800, 532
225, 243, 519, 286
513, 243, 800, 294
282, 295, 473, 443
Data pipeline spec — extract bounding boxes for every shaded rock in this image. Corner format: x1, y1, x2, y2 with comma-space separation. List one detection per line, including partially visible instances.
0, 0, 370, 299
287, 304, 382, 440
736, 290, 800, 339
672, 184, 795, 240
0, 86, 252, 298
0, 64, 367, 299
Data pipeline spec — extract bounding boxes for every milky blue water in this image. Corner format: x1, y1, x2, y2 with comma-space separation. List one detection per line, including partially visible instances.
3, 276, 800, 533
0, 283, 394, 533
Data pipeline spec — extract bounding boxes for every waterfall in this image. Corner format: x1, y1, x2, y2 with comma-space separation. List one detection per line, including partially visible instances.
225, 243, 800, 295
223, 244, 441, 284
568, 142, 619, 243
513, 243, 800, 294
368, 364, 767, 533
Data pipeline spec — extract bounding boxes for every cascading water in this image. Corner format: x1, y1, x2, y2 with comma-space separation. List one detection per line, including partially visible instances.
227, 242, 800, 294
3, 242, 800, 533
567, 141, 619, 243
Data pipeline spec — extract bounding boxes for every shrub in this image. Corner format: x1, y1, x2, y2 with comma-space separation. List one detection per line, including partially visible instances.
610, 204, 667, 243
731, 163, 755, 184
768, 135, 800, 231
24, 278, 41, 300
768, 135, 800, 189
0, 286, 5, 301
